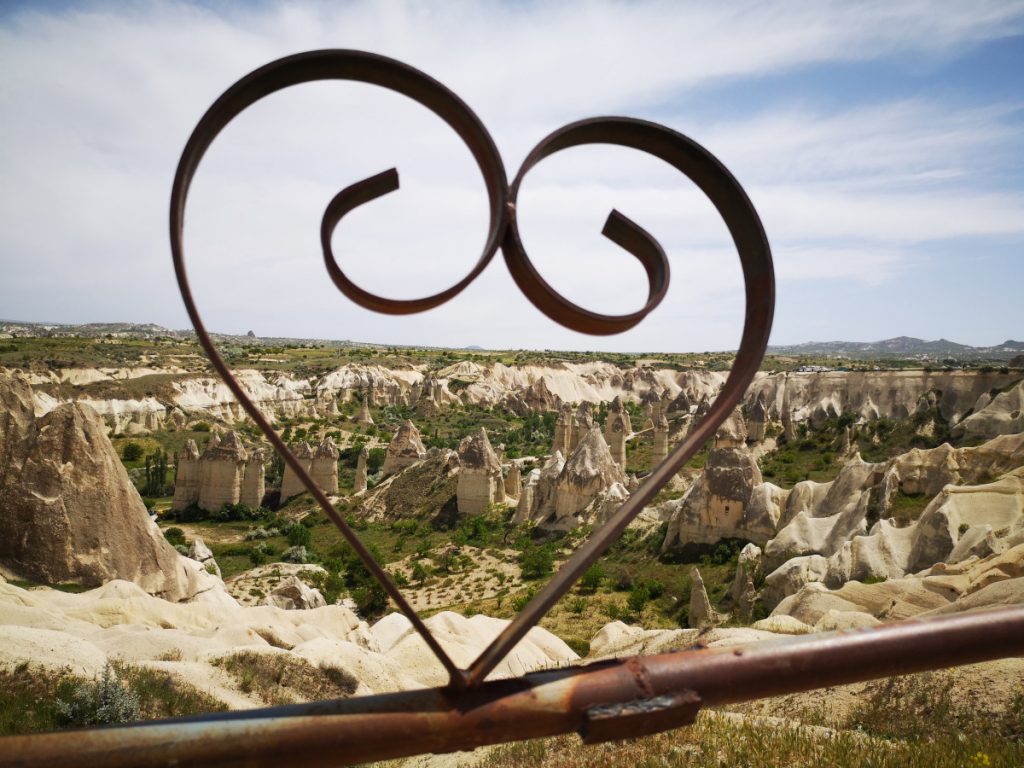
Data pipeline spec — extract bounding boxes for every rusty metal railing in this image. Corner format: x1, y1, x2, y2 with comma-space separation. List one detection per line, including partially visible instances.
3, 607, 1023, 766
3, 50, 1021, 766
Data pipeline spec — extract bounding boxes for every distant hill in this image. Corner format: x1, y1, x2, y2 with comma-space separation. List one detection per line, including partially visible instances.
769, 337, 1024, 361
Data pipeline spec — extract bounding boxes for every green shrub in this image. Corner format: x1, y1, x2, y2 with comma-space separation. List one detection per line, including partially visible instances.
121, 442, 143, 462
519, 545, 554, 581
55, 664, 139, 727
163, 527, 185, 547
627, 583, 650, 614
579, 564, 604, 593
286, 523, 311, 547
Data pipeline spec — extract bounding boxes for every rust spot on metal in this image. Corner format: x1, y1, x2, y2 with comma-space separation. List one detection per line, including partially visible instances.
581, 690, 702, 744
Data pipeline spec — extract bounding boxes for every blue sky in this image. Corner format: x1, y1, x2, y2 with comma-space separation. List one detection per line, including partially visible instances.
0, 1, 1021, 351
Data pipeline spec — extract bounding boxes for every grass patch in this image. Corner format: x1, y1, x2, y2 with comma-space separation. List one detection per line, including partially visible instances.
212, 651, 358, 705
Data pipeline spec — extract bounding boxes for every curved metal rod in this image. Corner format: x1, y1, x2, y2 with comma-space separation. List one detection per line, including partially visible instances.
172, 50, 774, 691
169, 49, 512, 688
468, 117, 774, 685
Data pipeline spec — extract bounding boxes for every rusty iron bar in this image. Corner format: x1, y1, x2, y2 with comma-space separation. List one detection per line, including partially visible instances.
170, 49, 774, 690
3, 607, 1022, 767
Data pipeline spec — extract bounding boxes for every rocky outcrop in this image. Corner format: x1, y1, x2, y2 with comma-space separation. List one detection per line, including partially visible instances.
171, 440, 201, 511
240, 449, 265, 507
552, 403, 573, 456
688, 567, 722, 629
604, 396, 631, 469
505, 463, 522, 498
652, 414, 669, 467
280, 441, 314, 500
354, 446, 369, 494
355, 393, 374, 426
570, 402, 595, 453
535, 429, 627, 531
382, 421, 427, 476
265, 576, 327, 610
953, 380, 1024, 441
746, 370, 1019, 429
187, 537, 221, 579
456, 428, 505, 515
769, 543, 1024, 628
503, 377, 561, 416
198, 431, 247, 512
760, 438, 1024, 607
311, 437, 340, 495
661, 407, 768, 552
0, 371, 214, 601
748, 395, 767, 442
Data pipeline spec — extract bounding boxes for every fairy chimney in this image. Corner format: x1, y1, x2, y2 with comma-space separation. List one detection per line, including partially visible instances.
198, 431, 247, 511
240, 448, 265, 507
353, 445, 369, 494
280, 441, 314, 500
505, 462, 522, 498
553, 403, 574, 456
604, 396, 631, 470
311, 437, 340, 494
748, 395, 767, 443
456, 428, 505, 515
652, 414, 669, 467
570, 402, 595, 452
355, 391, 374, 426
171, 439, 201, 511
382, 420, 427, 475
552, 428, 627, 522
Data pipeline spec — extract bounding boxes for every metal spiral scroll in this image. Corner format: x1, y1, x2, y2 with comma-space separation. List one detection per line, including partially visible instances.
170, 49, 775, 690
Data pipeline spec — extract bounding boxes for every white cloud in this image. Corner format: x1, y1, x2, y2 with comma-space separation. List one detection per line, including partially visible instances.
1, 0, 1022, 351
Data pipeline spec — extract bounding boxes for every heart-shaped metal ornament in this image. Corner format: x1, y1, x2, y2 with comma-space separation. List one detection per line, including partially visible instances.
170, 49, 774, 690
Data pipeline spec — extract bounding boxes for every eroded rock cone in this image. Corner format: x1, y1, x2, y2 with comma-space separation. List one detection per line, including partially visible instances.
604, 396, 631, 470
0, 370, 213, 601
456, 427, 505, 515
280, 441, 314, 500
382, 420, 427, 476
689, 567, 720, 630
354, 445, 369, 494
550, 428, 627, 525
311, 437, 340, 494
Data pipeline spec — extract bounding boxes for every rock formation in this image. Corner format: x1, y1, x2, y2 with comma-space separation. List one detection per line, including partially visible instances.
553, 403, 574, 456
748, 395, 767, 442
240, 448, 265, 507
652, 414, 669, 467
354, 445, 369, 494
265, 575, 327, 610
382, 420, 427, 476
953, 380, 1024, 440
688, 567, 720, 629
187, 537, 221, 578
280, 441, 314, 500
171, 440, 201, 510
604, 396, 631, 470
661, 407, 770, 553
570, 402, 595, 452
503, 377, 560, 416
456, 428, 505, 515
539, 428, 627, 530
759, 434, 1024, 607
355, 391, 374, 426
514, 468, 541, 524
0, 370, 213, 601
311, 437, 340, 495
505, 463, 522, 498
198, 431, 247, 512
